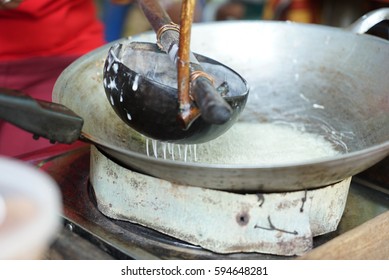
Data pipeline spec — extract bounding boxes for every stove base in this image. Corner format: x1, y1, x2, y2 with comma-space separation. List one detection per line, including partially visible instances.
90, 146, 350, 256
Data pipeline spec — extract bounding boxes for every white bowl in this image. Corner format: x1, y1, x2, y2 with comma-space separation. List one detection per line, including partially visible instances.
0, 156, 62, 259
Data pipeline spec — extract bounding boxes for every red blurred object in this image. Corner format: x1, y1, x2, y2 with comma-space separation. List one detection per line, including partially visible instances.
263, 0, 322, 23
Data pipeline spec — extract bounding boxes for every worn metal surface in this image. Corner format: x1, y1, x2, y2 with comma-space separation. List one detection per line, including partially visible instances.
90, 146, 350, 256
26, 144, 389, 259
53, 17, 389, 192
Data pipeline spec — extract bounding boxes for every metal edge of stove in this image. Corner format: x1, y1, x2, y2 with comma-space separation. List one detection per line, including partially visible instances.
42, 146, 178, 260
22, 145, 147, 259
27, 144, 389, 259
352, 177, 389, 196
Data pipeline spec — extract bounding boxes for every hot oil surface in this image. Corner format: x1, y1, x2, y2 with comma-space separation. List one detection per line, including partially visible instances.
145, 122, 342, 164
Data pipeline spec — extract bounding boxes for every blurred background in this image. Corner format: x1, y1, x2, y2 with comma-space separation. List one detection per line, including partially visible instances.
95, 0, 389, 42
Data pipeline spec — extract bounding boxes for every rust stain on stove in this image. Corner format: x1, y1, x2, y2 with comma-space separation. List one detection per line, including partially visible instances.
276, 199, 299, 210
126, 177, 146, 189
106, 169, 118, 180
201, 196, 218, 205
167, 182, 188, 200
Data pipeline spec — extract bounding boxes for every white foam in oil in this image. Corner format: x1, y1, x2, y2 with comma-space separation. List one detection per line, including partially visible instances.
196, 122, 340, 165
145, 122, 341, 164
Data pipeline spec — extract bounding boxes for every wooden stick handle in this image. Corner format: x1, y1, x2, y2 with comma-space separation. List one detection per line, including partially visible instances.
299, 211, 389, 259
136, 0, 232, 127
136, 0, 171, 31
176, 0, 200, 128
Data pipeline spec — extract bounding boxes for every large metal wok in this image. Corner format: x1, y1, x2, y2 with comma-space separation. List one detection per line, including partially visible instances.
51, 9, 388, 192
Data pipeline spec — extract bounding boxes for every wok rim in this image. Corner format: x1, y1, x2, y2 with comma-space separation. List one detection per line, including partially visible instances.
84, 131, 389, 171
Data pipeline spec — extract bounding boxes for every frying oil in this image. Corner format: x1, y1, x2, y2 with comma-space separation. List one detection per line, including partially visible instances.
145, 122, 341, 164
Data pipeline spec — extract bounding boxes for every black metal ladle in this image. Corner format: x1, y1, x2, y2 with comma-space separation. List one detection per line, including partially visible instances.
103, 0, 249, 144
